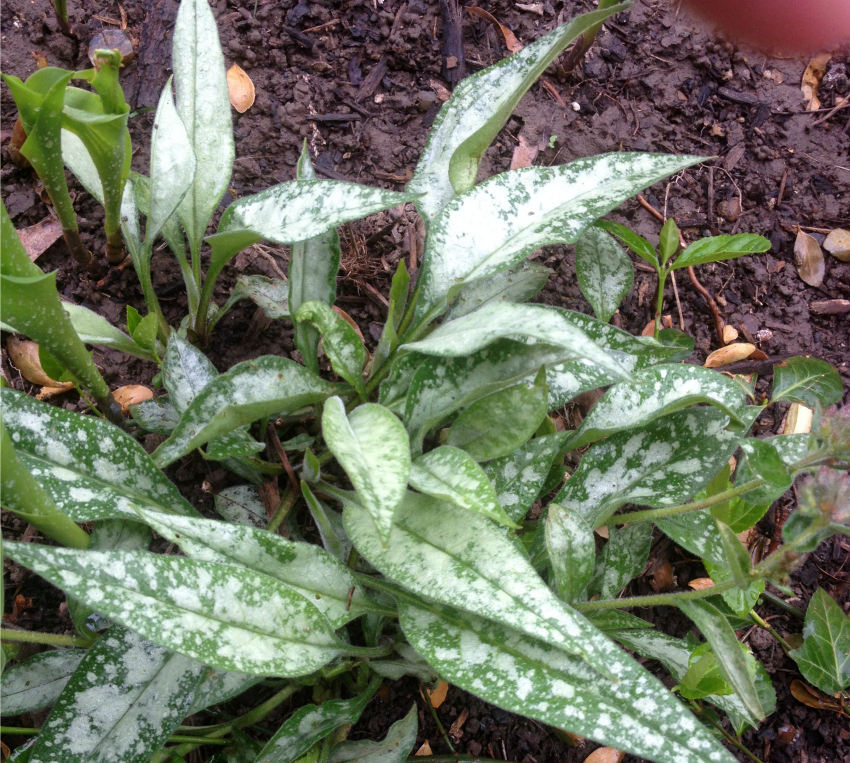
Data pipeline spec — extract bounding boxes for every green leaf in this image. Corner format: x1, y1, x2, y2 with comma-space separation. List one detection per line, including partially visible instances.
445, 261, 552, 321
0, 389, 198, 522
221, 275, 290, 320
594, 219, 659, 269
545, 504, 595, 602
555, 408, 741, 528
716, 519, 752, 590
134, 508, 374, 627
0, 649, 85, 716
656, 510, 726, 568
214, 484, 267, 528
146, 77, 196, 244
60, 303, 157, 362
588, 523, 653, 599
323, 398, 410, 546
790, 588, 850, 694
679, 644, 733, 699
345, 492, 614, 677
672, 234, 770, 270
297, 301, 366, 399
658, 218, 681, 265
409, 446, 520, 528
153, 356, 333, 467
302, 482, 351, 563
326, 705, 417, 763
161, 334, 217, 414
679, 599, 765, 721
482, 433, 566, 523
735, 439, 792, 504
4, 543, 347, 677
406, 3, 631, 220
586, 609, 654, 632
62, 127, 105, 203
256, 679, 381, 763
172, 0, 235, 255
378, 352, 425, 414
189, 668, 262, 714
565, 364, 747, 450
770, 356, 844, 408
575, 226, 634, 322
413, 153, 702, 327
130, 396, 180, 435
374, 260, 410, 371
28, 626, 205, 763
448, 368, 548, 461
398, 598, 736, 763
703, 560, 765, 617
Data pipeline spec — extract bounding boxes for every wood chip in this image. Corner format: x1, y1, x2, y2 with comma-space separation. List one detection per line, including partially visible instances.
227, 63, 255, 113
16, 216, 63, 262
823, 228, 850, 261
112, 385, 154, 414
704, 343, 756, 368
793, 229, 825, 287
688, 577, 715, 590
449, 707, 469, 738
810, 299, 850, 315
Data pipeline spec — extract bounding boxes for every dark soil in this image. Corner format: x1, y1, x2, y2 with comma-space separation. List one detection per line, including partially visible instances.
2, 1, 849, 762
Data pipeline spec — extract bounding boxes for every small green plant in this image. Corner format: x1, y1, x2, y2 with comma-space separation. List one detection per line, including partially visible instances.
2, 2, 849, 763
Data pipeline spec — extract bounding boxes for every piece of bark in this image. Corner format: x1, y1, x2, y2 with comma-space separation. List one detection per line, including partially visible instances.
440, 0, 467, 89
355, 55, 388, 103
125, 0, 178, 109
810, 299, 850, 315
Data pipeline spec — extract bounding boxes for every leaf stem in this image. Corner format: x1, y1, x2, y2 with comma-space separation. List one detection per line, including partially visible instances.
421, 682, 456, 754
0, 628, 95, 648
267, 483, 298, 533
0, 726, 40, 735
573, 579, 738, 612
654, 266, 666, 339
748, 609, 793, 654
759, 590, 805, 619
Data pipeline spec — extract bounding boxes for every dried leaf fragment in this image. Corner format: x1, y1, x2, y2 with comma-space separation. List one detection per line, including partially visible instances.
801, 53, 831, 111
6, 337, 63, 387
704, 343, 756, 368
722, 324, 739, 343
584, 748, 626, 763
112, 385, 155, 414
784, 403, 813, 435
688, 577, 715, 591
415, 741, 433, 756
509, 134, 539, 170
227, 63, 255, 113
794, 230, 825, 287
467, 7, 523, 53
16, 216, 63, 262
823, 228, 850, 262
425, 680, 449, 708
790, 679, 841, 711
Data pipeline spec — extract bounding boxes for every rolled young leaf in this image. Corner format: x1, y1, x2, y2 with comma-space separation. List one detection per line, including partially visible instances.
575, 226, 634, 322
322, 397, 410, 545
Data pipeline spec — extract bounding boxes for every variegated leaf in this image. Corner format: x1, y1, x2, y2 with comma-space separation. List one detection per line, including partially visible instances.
214, 484, 267, 528
398, 598, 736, 763
188, 667, 262, 714
28, 626, 204, 763
322, 397, 410, 545
575, 226, 634, 323
588, 523, 653, 599
554, 408, 741, 528
0, 649, 85, 716
130, 396, 180, 435
445, 261, 552, 321
153, 357, 334, 467
327, 704, 418, 763
162, 334, 218, 415
412, 153, 703, 327
302, 481, 351, 563
409, 446, 519, 528
223, 274, 289, 319
0, 389, 197, 522
4, 543, 346, 676
134, 508, 374, 627
545, 505, 595, 603
565, 365, 747, 451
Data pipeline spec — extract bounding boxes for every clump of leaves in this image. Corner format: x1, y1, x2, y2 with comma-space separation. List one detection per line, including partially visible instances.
2, 2, 849, 763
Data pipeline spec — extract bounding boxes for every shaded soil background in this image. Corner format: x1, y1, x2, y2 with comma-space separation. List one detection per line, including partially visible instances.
1, 1, 849, 761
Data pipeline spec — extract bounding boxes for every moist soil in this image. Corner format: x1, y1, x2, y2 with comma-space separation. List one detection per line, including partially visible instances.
2, 1, 849, 761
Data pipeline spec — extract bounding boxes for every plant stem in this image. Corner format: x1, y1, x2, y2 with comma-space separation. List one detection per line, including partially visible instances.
701, 713, 765, 763
654, 266, 666, 339
0, 727, 40, 735
759, 590, 805, 619
574, 579, 738, 612
167, 736, 227, 746
748, 610, 793, 654
267, 483, 298, 533
421, 682, 456, 754
0, 628, 95, 648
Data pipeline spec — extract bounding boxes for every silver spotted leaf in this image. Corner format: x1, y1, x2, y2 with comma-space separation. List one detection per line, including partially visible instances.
189, 667, 262, 714
129, 396, 180, 435
0, 649, 85, 717
588, 523, 653, 600
445, 260, 552, 321
161, 333, 218, 415
575, 226, 634, 323
326, 704, 418, 763
214, 484, 267, 528
545, 504, 595, 603
222, 274, 290, 319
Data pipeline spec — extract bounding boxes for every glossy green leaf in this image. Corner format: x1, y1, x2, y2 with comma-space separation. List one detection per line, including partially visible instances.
545, 504, 595, 602
716, 519, 752, 590
1, 389, 197, 522
770, 356, 844, 408
413, 153, 702, 327
482, 433, 566, 523
297, 301, 366, 399
153, 356, 333, 466
658, 218, 680, 265
589, 523, 653, 599
130, 397, 180, 435
61, 303, 157, 362
735, 439, 792, 504
679, 645, 733, 700
790, 588, 850, 694
565, 364, 747, 451
672, 234, 770, 270
134, 508, 374, 627
398, 598, 736, 763
323, 397, 410, 545
172, 0, 234, 255
575, 226, 634, 322
214, 484, 267, 528
256, 679, 381, 763
0, 649, 85, 717
409, 446, 519, 528
703, 560, 765, 617
147, 77, 196, 244
555, 408, 741, 528
703, 466, 769, 534
327, 705, 418, 763
28, 626, 204, 763
679, 600, 765, 721
406, 3, 630, 220
5, 542, 347, 677
345, 491, 613, 676
594, 219, 659, 269
445, 261, 553, 321
448, 369, 548, 461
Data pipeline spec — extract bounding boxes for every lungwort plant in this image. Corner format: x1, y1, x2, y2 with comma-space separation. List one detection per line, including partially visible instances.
2, 2, 849, 762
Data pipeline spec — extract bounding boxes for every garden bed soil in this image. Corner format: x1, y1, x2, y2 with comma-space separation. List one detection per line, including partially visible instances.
2, 1, 849, 761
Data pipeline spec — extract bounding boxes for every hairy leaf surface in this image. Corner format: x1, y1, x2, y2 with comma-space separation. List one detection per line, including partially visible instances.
189, 668, 262, 714
214, 484, 267, 528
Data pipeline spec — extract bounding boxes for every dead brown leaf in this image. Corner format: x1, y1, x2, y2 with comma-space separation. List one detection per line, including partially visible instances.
36, 383, 75, 400
801, 53, 831, 111
552, 729, 585, 747
466, 7, 522, 53
722, 324, 739, 343
688, 577, 715, 591
584, 748, 625, 763
112, 385, 154, 414
426, 680, 449, 708
652, 561, 675, 591
790, 679, 841, 711
794, 229, 825, 287
227, 63, 255, 113
641, 316, 673, 337
595, 526, 609, 539
516, 3, 544, 15
509, 134, 539, 170
823, 228, 850, 262
6, 337, 63, 387
704, 343, 756, 368
16, 216, 63, 262
414, 741, 432, 757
